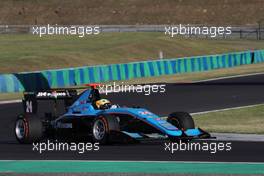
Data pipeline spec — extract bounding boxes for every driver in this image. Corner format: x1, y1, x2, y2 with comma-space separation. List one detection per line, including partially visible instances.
95, 99, 112, 110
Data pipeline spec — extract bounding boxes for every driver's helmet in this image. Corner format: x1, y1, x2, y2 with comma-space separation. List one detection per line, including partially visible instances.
95, 99, 111, 109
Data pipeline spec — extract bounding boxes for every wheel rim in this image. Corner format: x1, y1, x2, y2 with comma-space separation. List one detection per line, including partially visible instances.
93, 119, 106, 140
15, 119, 26, 139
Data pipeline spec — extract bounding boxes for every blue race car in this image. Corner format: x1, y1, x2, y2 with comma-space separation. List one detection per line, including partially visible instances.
15, 85, 211, 144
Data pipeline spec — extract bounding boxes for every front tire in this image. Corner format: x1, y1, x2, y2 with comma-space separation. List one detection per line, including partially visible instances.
92, 115, 119, 144
15, 114, 43, 144
167, 112, 195, 130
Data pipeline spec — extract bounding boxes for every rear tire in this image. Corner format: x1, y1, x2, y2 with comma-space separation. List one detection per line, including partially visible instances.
167, 112, 195, 130
15, 114, 43, 144
92, 114, 119, 144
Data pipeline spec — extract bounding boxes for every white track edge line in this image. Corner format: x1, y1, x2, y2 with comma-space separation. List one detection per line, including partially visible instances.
193, 72, 264, 83
191, 103, 264, 115
0, 100, 21, 105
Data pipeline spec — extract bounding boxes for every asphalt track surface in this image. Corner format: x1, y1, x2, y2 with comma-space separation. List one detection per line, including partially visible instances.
0, 74, 264, 161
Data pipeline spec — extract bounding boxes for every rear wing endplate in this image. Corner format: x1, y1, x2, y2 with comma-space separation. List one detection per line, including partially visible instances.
22, 89, 78, 114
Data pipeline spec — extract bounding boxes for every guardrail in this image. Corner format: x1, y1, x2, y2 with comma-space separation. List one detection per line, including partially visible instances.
0, 50, 263, 93
0, 25, 263, 40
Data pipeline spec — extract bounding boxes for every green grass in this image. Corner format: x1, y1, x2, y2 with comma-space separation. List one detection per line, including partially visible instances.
0, 33, 263, 73
194, 104, 264, 134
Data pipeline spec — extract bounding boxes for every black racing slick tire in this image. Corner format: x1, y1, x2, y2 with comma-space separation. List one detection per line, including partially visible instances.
167, 112, 195, 130
92, 114, 120, 144
14, 114, 43, 144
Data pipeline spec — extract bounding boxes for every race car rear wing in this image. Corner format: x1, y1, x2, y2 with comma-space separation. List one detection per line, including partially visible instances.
22, 83, 101, 114
22, 89, 78, 114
